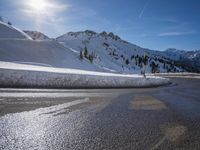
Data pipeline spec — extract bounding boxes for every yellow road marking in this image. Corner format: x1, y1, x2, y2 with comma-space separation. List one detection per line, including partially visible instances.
130, 95, 167, 110
151, 125, 187, 150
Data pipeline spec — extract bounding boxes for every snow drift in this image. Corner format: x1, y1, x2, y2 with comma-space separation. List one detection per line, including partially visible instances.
0, 62, 170, 88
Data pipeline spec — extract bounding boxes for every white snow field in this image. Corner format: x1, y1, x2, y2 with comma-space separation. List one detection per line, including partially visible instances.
0, 61, 170, 88
0, 21, 32, 40
0, 20, 170, 88
0, 39, 102, 71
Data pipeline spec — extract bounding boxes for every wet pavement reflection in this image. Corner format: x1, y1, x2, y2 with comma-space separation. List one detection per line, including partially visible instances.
0, 78, 200, 150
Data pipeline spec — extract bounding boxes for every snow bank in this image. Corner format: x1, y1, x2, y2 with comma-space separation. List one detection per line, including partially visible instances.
148, 73, 200, 79
0, 62, 170, 88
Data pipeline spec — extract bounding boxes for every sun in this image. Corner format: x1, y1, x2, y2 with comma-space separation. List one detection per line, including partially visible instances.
27, 0, 48, 12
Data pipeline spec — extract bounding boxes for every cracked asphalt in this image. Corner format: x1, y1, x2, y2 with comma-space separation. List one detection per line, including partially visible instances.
0, 78, 200, 150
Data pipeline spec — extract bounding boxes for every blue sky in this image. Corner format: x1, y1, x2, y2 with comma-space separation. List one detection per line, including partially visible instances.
0, 0, 200, 51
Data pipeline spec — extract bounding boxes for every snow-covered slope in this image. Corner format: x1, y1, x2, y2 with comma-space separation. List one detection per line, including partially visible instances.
0, 21, 32, 40
0, 23, 103, 71
0, 39, 103, 71
57, 30, 184, 73
0, 20, 198, 74
164, 48, 186, 60
163, 48, 200, 72
24, 30, 50, 40
0, 19, 171, 88
164, 48, 200, 61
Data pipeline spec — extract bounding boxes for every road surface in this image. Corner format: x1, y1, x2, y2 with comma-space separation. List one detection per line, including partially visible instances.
0, 78, 200, 150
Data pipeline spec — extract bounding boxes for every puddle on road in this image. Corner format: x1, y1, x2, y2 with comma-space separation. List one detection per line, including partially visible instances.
130, 95, 167, 110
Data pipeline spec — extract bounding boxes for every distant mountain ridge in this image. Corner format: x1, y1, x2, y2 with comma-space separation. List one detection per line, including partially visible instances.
24, 30, 50, 40
163, 48, 200, 72
164, 48, 200, 60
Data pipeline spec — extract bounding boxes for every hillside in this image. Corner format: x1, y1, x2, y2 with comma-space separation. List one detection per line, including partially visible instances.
0, 21, 103, 71
0, 21, 170, 88
24, 30, 50, 40
0, 21, 32, 40
0, 20, 199, 74
0, 20, 192, 88
57, 30, 185, 73
163, 48, 200, 72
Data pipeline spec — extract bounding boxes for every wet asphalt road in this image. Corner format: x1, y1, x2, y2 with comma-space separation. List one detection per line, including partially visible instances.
0, 78, 200, 150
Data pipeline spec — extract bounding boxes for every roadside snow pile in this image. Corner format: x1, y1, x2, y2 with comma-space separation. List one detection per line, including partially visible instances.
0, 62, 170, 88
148, 73, 200, 79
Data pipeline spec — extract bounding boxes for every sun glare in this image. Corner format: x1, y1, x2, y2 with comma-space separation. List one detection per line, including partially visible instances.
27, 0, 48, 12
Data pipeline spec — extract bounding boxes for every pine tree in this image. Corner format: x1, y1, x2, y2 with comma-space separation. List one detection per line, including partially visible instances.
7, 21, 12, 25
80, 51, 83, 59
138, 57, 142, 67
151, 61, 159, 73
143, 55, 148, 66
88, 54, 93, 63
142, 54, 148, 78
126, 59, 129, 65
131, 55, 134, 60
84, 47, 88, 58
135, 58, 138, 66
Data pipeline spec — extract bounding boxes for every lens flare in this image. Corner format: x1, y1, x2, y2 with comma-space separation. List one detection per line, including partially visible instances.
27, 0, 48, 12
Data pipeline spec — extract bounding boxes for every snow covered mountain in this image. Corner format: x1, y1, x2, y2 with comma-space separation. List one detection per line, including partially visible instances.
164, 48, 186, 60
163, 48, 200, 72
24, 30, 50, 40
0, 19, 171, 88
0, 20, 199, 74
56, 30, 185, 73
164, 48, 200, 61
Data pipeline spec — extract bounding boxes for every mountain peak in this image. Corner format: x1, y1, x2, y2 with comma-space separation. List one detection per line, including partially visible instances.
23, 30, 50, 40
165, 48, 186, 54
58, 30, 130, 45
62, 30, 122, 41
66, 30, 97, 37
99, 31, 121, 40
